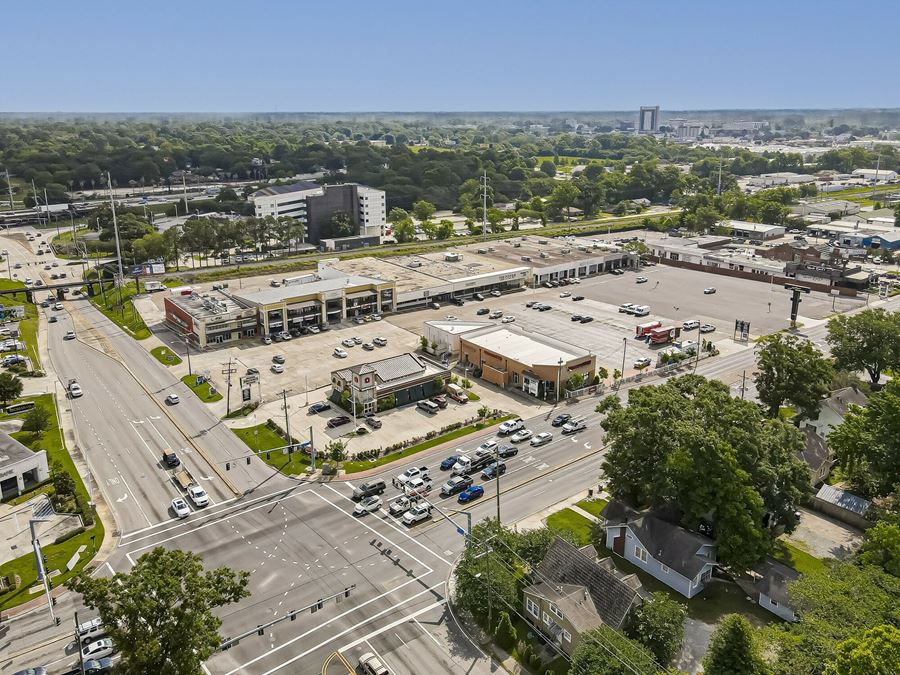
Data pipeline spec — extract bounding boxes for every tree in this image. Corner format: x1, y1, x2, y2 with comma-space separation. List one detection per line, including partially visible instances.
550, 182, 580, 221
21, 404, 52, 437
857, 521, 900, 576
826, 624, 900, 675
420, 335, 429, 351
755, 333, 833, 420
433, 376, 445, 393
566, 372, 586, 390
215, 187, 239, 202
412, 199, 436, 222
323, 210, 356, 239
826, 309, 900, 386
0, 372, 23, 405
626, 592, 686, 666
539, 160, 557, 178
453, 519, 519, 629
828, 379, 900, 496
392, 218, 416, 243
387, 207, 410, 225
70, 547, 249, 675
767, 561, 900, 674
486, 208, 506, 233
570, 625, 659, 675
435, 219, 454, 240
494, 611, 517, 651
704, 614, 770, 675
50, 460, 77, 502
326, 440, 347, 462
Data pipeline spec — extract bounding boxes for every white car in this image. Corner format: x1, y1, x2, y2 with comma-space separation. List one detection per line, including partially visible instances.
372, 314, 382, 321
373, 336, 387, 346
510, 428, 533, 443
63, 331, 76, 340
53, 302, 63, 311
530, 432, 553, 447
69, 382, 83, 398
636, 276, 648, 283
353, 495, 382, 516
262, 336, 272, 345
703, 287, 717, 294
171, 497, 190, 519
187, 484, 209, 508
501, 315, 515, 323
271, 363, 284, 373
352, 336, 363, 345
165, 394, 180, 405
618, 303, 635, 313
341, 338, 355, 348
634, 357, 652, 369
359, 652, 389, 675
333, 348, 348, 358
477, 438, 499, 454
559, 291, 571, 298
404, 477, 432, 497
402, 503, 432, 525
700, 323, 716, 333
82, 638, 114, 660
498, 419, 523, 435
682, 320, 700, 330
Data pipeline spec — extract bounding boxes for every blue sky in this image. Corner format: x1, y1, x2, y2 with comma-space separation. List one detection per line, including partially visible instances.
3, 0, 898, 112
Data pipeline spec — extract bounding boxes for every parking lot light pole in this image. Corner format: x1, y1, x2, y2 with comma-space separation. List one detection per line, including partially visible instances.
556, 358, 563, 403
620, 337, 627, 382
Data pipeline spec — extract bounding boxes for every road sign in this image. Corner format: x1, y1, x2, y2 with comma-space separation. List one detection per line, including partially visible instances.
242, 388, 251, 402
734, 319, 750, 341
243, 374, 258, 385
456, 527, 465, 536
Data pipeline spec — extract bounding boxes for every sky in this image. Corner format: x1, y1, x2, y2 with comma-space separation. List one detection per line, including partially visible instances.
2, 0, 898, 112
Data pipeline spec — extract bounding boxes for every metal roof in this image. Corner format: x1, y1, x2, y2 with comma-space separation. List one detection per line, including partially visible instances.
815, 484, 871, 517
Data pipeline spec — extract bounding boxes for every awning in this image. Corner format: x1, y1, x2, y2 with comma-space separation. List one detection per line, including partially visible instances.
346, 290, 377, 300
288, 300, 318, 310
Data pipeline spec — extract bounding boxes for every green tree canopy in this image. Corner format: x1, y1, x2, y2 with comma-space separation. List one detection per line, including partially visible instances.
857, 521, 900, 577
570, 625, 660, 675
826, 309, 900, 386
826, 624, 900, 675
392, 218, 416, 243
626, 592, 686, 666
755, 333, 833, 420
412, 199, 436, 222
703, 614, 770, 675
71, 547, 249, 675
0, 372, 23, 405
21, 404, 52, 437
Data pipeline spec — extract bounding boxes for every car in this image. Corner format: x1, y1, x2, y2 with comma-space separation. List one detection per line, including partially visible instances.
405, 476, 432, 497
308, 402, 332, 414
307, 326, 320, 334
364, 415, 382, 429
498, 419, 524, 435
81, 638, 115, 660
246, 367, 259, 376
261, 336, 273, 345
481, 462, 506, 480
610, 268, 625, 275
530, 432, 553, 447
3, 354, 26, 366
562, 417, 587, 434
41, 300, 50, 307
388, 495, 418, 516
358, 651, 389, 675
327, 415, 352, 428
476, 438, 499, 455
619, 303, 635, 313
353, 495, 382, 516
278, 331, 292, 341
489, 309, 504, 319
682, 320, 700, 331
429, 302, 440, 310
458, 485, 485, 504
272, 355, 286, 364
341, 338, 355, 348
394, 466, 431, 488
333, 347, 348, 358
353, 316, 365, 325
171, 497, 190, 519
496, 444, 519, 460
362, 342, 375, 351
634, 357, 652, 369
162, 392, 180, 405
474, 293, 485, 300
429, 394, 448, 409
352, 336, 363, 345
402, 503, 432, 525
525, 301, 536, 308
510, 428, 533, 443
437, 456, 461, 474
538, 304, 551, 312
372, 314, 382, 321
571, 314, 582, 322
373, 336, 387, 346
271, 363, 284, 374
572, 295, 585, 301
501, 315, 515, 323
551, 413, 571, 427
703, 287, 717, 294
11, 668, 46, 675
636, 276, 648, 283
272, 333, 283, 343
352, 478, 386, 500
162, 450, 180, 468
187, 484, 209, 507
700, 323, 716, 333
83, 657, 114, 675
490, 290, 502, 297
559, 291, 571, 298
441, 475, 473, 496
54, 302, 63, 310
64, 330, 76, 340
43, 264, 51, 270
476, 307, 490, 315
69, 382, 83, 398
13, 262, 21, 269
51, 261, 58, 267
579, 316, 594, 323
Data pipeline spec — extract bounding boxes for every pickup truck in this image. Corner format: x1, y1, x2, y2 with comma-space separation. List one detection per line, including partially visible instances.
452, 453, 494, 476
562, 417, 587, 434
388, 495, 420, 517
162, 449, 180, 468
402, 503, 432, 526
393, 466, 431, 488
498, 419, 524, 435
404, 476, 433, 497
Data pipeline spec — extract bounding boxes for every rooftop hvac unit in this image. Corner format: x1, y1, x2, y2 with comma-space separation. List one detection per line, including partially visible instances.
444, 252, 461, 262
560, 248, 571, 254
407, 261, 422, 268
577, 246, 589, 252
539, 252, 549, 258
513, 242, 521, 248
488, 247, 495, 252
521, 256, 532, 262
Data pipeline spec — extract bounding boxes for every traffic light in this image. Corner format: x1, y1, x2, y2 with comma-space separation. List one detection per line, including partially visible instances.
226, 462, 231, 471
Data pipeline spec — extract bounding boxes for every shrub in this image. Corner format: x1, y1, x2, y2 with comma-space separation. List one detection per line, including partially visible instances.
53, 526, 86, 545
494, 611, 517, 651
529, 651, 542, 671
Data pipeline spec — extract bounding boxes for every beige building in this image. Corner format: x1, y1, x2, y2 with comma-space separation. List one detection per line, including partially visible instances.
459, 325, 596, 400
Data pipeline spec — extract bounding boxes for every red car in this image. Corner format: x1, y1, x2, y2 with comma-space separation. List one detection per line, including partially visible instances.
327, 415, 352, 429
431, 395, 448, 409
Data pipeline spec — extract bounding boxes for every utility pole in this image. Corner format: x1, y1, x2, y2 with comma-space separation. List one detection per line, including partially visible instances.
309, 424, 316, 473
4, 167, 14, 211
223, 357, 236, 416
29, 519, 58, 625
620, 337, 627, 383
31, 179, 40, 224
556, 357, 563, 403
44, 188, 60, 238
740, 370, 747, 400
481, 170, 488, 242
279, 389, 292, 450
74, 611, 86, 674
181, 173, 189, 215
872, 150, 882, 199
494, 449, 501, 524
182, 331, 193, 375
107, 172, 125, 316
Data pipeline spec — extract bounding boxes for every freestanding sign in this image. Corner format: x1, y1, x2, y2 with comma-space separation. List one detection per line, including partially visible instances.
733, 319, 751, 341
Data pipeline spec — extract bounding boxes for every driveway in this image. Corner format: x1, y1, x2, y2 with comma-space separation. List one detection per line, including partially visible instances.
783, 506, 863, 560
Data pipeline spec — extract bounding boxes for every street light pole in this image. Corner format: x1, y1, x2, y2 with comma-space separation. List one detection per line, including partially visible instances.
556, 357, 563, 403
620, 337, 627, 382
29, 519, 57, 625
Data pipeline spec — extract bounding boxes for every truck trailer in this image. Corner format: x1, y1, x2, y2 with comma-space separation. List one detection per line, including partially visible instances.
649, 325, 681, 344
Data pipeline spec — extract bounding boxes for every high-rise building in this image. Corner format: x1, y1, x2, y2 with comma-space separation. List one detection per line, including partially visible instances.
638, 106, 660, 134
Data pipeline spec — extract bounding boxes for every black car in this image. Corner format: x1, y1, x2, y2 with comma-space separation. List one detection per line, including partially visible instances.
308, 402, 332, 414
327, 415, 352, 429
538, 305, 552, 312
498, 445, 518, 458
551, 414, 571, 427
481, 462, 507, 480
162, 451, 180, 468
452, 297, 465, 306
610, 268, 624, 275
579, 316, 594, 323
476, 307, 489, 315
571, 314, 582, 322
525, 301, 536, 308
573, 295, 585, 301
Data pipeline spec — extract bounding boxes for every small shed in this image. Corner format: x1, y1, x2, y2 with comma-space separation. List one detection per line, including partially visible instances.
812, 484, 871, 529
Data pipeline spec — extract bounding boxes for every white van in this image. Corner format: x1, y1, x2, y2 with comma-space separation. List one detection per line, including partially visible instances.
78, 617, 106, 644
417, 400, 439, 414
632, 305, 650, 317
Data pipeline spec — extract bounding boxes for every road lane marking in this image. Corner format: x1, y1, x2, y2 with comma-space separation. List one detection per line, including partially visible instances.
413, 616, 442, 647
336, 598, 447, 653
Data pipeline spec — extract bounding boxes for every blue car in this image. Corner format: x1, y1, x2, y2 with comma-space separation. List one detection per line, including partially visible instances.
458, 485, 484, 503
440, 455, 460, 471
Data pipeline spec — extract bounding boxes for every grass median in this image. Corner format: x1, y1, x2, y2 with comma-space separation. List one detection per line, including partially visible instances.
180, 374, 223, 403
151, 345, 182, 366
0, 394, 104, 611
232, 423, 320, 475
90, 281, 151, 340
342, 414, 513, 473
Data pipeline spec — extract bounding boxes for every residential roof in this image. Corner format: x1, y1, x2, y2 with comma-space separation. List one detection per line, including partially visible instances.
524, 582, 603, 634
752, 560, 799, 606
819, 387, 867, 420
461, 325, 591, 368
800, 428, 832, 476
251, 181, 321, 198
536, 538, 642, 629
815, 484, 871, 517
601, 501, 715, 579
0, 430, 40, 467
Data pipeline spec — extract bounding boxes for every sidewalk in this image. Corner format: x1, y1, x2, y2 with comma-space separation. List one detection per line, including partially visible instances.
514, 487, 608, 531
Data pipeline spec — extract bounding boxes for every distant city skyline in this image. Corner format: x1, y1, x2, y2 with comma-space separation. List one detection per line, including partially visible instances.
3, 0, 899, 112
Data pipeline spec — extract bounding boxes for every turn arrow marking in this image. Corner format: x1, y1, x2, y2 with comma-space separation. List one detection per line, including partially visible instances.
116, 493, 129, 503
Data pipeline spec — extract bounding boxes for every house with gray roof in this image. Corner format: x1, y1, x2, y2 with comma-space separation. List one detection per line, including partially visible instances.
330, 353, 449, 415
522, 537, 644, 656
799, 427, 834, 487
736, 559, 800, 622
601, 501, 717, 598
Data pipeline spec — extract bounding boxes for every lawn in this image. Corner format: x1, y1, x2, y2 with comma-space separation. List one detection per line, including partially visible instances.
0, 393, 104, 611
232, 423, 319, 475
151, 345, 182, 366
180, 374, 223, 403
575, 497, 607, 518
89, 281, 151, 340
545, 508, 594, 546
465, 390, 481, 402
773, 539, 827, 575
342, 414, 513, 473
